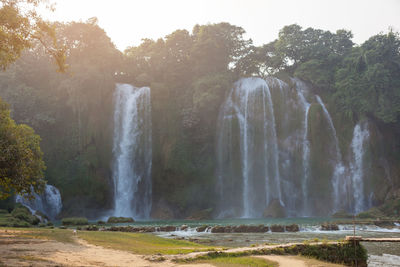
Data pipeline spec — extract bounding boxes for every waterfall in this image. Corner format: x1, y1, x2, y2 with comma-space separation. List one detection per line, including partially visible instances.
315, 95, 346, 212
16, 185, 62, 220
293, 79, 311, 215
112, 84, 152, 219
350, 122, 370, 213
217, 77, 282, 218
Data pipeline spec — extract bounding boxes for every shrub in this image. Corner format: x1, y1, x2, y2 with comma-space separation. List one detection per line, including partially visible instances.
62, 217, 88, 225
107, 216, 134, 223
11, 205, 39, 225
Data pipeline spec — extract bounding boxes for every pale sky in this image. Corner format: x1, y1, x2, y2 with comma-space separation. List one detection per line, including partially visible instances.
40, 0, 400, 51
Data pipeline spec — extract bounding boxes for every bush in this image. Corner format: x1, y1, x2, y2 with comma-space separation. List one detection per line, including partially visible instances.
107, 216, 134, 223
62, 217, 89, 225
97, 220, 105, 224
0, 209, 9, 214
11, 205, 39, 225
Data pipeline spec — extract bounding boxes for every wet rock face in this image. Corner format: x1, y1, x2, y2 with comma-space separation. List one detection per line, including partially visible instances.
263, 199, 286, 218
150, 199, 175, 220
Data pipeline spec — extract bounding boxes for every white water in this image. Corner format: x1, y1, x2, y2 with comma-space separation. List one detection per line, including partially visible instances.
350, 122, 370, 213
16, 184, 62, 220
112, 84, 152, 219
293, 79, 311, 215
315, 95, 346, 212
217, 77, 282, 218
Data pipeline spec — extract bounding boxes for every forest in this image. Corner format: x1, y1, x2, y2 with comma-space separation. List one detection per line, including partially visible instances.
1, 18, 399, 219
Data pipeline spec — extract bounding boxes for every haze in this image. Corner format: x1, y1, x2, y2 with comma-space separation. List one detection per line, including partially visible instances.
41, 0, 400, 51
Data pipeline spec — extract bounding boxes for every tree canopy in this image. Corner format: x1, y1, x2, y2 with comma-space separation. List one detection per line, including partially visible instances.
0, 0, 66, 71
0, 98, 45, 199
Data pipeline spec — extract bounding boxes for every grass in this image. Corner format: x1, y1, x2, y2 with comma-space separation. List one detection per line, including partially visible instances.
193, 256, 277, 267
3, 227, 76, 243
78, 231, 218, 255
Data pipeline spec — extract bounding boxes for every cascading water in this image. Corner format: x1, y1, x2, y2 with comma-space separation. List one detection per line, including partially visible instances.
350, 122, 370, 213
315, 95, 346, 212
217, 77, 372, 217
293, 79, 311, 215
217, 77, 282, 218
16, 185, 62, 220
112, 84, 152, 219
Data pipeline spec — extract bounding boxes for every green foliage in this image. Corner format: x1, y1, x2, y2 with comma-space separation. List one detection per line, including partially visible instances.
107, 216, 134, 223
0, 204, 40, 226
0, 0, 66, 71
0, 98, 46, 199
61, 217, 88, 226
334, 31, 400, 123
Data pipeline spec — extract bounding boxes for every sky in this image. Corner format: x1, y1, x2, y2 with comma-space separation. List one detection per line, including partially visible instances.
40, 0, 400, 51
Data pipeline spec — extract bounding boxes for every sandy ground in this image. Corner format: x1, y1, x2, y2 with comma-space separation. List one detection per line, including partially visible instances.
0, 229, 343, 267
255, 256, 345, 267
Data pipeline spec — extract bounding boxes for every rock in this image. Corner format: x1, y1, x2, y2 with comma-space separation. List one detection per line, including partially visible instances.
211, 225, 225, 233
270, 224, 285, 232
263, 199, 286, 218
159, 226, 176, 232
196, 225, 208, 232
180, 225, 188, 231
285, 224, 300, 232
321, 223, 339, 231
232, 224, 268, 233
186, 208, 213, 220
85, 225, 99, 231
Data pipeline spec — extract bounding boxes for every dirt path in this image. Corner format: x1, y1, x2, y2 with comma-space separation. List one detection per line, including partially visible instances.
255, 255, 345, 267
0, 230, 213, 267
0, 229, 343, 267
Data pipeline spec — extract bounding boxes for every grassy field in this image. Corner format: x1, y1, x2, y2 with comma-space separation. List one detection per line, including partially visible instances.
192, 255, 277, 267
77, 230, 219, 255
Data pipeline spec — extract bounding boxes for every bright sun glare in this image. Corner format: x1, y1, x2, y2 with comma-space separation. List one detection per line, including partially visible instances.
40, 0, 400, 51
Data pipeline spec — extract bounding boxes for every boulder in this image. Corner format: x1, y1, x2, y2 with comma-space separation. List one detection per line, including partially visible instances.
196, 225, 208, 232
285, 224, 300, 232
211, 225, 225, 233
320, 223, 339, 231
270, 224, 285, 232
159, 226, 176, 232
263, 199, 286, 218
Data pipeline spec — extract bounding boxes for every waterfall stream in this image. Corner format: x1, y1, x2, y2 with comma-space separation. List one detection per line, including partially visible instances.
112, 84, 152, 219
216, 77, 371, 217
16, 185, 62, 220
350, 122, 370, 213
293, 79, 311, 215
315, 95, 346, 212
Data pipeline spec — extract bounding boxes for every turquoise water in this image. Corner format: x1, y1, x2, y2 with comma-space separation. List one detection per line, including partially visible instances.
103, 217, 342, 227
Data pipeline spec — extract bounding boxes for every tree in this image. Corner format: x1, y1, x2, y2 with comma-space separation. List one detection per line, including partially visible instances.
0, 98, 45, 199
334, 31, 400, 123
0, 0, 66, 71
